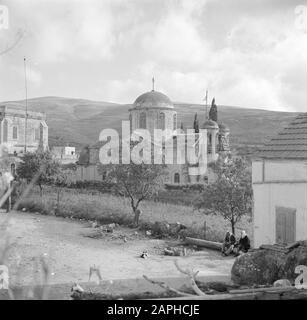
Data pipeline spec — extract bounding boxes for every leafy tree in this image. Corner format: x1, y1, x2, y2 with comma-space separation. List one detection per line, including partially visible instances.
100, 163, 166, 226
16, 151, 59, 197
195, 156, 252, 235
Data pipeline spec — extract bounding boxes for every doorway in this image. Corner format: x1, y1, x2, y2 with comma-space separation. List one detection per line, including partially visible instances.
275, 206, 296, 244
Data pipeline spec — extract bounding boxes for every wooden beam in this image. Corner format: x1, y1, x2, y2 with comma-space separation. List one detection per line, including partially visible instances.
185, 237, 222, 251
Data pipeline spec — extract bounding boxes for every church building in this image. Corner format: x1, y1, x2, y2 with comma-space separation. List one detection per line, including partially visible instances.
0, 105, 48, 174
0, 105, 48, 155
77, 86, 230, 185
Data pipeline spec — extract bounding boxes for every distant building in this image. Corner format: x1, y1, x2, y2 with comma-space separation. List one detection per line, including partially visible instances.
77, 87, 230, 184
51, 146, 78, 164
0, 105, 48, 155
253, 113, 307, 247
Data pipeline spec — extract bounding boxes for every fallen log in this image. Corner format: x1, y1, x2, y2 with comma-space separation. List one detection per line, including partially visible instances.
152, 286, 307, 300
259, 244, 289, 253
185, 237, 222, 251
286, 241, 301, 250
152, 290, 307, 300
229, 286, 295, 294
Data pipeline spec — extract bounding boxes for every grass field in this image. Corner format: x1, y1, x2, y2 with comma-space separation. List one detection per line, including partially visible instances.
18, 186, 252, 242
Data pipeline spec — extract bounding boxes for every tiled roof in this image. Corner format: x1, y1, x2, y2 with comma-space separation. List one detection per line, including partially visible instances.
256, 113, 307, 159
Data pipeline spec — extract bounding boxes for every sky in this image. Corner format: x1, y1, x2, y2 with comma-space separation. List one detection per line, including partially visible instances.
0, 0, 307, 111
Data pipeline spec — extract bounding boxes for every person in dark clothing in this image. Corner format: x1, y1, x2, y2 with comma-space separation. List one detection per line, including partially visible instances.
221, 231, 236, 256
234, 230, 251, 256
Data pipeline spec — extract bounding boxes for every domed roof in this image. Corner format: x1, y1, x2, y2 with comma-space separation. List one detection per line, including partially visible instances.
133, 90, 174, 110
219, 123, 230, 133
202, 119, 219, 129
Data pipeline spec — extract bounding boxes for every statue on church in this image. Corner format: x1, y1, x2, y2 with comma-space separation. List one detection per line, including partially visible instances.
209, 98, 218, 122
193, 113, 199, 133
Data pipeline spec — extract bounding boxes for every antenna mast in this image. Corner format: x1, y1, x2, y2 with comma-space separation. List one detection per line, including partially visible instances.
205, 89, 208, 120
24, 57, 28, 153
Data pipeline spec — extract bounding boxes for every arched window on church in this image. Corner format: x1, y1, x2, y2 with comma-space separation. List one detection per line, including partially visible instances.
129, 114, 132, 128
139, 112, 146, 129
218, 134, 222, 151
12, 126, 18, 140
158, 112, 165, 130
174, 172, 180, 184
3, 119, 8, 143
208, 134, 212, 154
173, 114, 177, 130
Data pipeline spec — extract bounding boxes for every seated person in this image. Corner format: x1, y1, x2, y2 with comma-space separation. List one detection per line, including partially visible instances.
234, 230, 250, 256
221, 231, 236, 256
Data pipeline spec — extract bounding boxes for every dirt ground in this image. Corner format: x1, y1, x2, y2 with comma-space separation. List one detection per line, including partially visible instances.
0, 212, 234, 290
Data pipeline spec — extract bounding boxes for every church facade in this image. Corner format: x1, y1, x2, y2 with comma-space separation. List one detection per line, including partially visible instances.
76, 88, 230, 185
0, 105, 48, 155
0, 105, 48, 177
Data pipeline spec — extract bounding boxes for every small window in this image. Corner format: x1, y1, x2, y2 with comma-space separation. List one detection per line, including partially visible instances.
12, 126, 18, 140
3, 119, 8, 142
158, 112, 165, 130
174, 173, 180, 184
139, 112, 146, 129
173, 114, 177, 130
34, 128, 40, 141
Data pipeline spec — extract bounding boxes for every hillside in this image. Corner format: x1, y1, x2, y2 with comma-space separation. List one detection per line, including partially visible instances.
1, 96, 298, 155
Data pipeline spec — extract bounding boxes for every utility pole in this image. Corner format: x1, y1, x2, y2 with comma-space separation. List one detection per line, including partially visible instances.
204, 89, 208, 120
24, 57, 28, 153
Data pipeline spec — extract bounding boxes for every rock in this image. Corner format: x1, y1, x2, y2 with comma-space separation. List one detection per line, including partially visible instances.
71, 283, 84, 293
91, 221, 98, 228
164, 246, 188, 256
151, 222, 170, 236
231, 250, 283, 286
273, 279, 292, 287
169, 222, 187, 235
282, 246, 307, 281
164, 247, 181, 256
100, 223, 117, 233
231, 245, 307, 286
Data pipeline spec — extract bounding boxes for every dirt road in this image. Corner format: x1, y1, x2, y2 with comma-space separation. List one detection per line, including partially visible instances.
0, 212, 234, 288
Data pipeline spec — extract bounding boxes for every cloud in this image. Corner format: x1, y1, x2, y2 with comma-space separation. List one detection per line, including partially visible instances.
0, 0, 306, 112
6, 0, 119, 62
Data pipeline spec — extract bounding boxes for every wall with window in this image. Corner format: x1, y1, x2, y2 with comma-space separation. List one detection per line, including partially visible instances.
130, 108, 177, 136
0, 106, 48, 155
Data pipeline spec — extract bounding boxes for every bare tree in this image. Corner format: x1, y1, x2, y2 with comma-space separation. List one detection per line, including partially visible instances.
100, 163, 166, 226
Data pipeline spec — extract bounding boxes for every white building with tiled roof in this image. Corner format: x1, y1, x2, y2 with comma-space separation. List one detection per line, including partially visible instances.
252, 113, 307, 247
